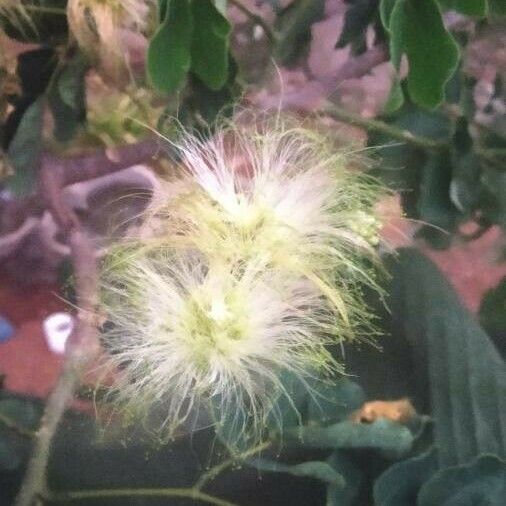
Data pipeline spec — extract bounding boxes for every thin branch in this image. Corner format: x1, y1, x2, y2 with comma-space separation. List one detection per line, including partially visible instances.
14, 155, 109, 506
14, 227, 100, 506
324, 106, 449, 151
194, 441, 271, 491
44, 487, 240, 506
229, 0, 277, 43
14, 138, 159, 504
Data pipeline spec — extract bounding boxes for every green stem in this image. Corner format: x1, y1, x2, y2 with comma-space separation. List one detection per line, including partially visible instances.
324, 106, 449, 151
194, 441, 271, 490
44, 487, 239, 506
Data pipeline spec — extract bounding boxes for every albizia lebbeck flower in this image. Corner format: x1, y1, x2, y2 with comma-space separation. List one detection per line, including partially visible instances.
99, 116, 386, 442
144, 118, 385, 330
100, 251, 338, 438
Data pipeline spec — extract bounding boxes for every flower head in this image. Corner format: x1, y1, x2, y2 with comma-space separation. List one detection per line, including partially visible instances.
146, 118, 384, 329
99, 115, 386, 442
100, 251, 338, 439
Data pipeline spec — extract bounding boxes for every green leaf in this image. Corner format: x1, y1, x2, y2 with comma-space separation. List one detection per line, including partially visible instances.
190, 0, 231, 90
387, 249, 506, 467
416, 152, 459, 247
266, 372, 366, 432
48, 52, 88, 142
306, 378, 366, 426
6, 98, 44, 195
437, 0, 488, 17
374, 447, 439, 506
370, 104, 452, 224
481, 165, 506, 227
389, 0, 460, 108
57, 53, 89, 110
250, 458, 345, 486
479, 278, 506, 342
176, 60, 238, 132
147, 0, 193, 93
449, 119, 481, 216
326, 450, 363, 506
383, 76, 404, 114
418, 455, 506, 506
286, 418, 414, 456
275, 0, 325, 65
157, 0, 169, 21
380, 0, 398, 31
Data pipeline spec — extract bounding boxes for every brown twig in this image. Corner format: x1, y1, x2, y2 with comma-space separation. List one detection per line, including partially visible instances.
13, 142, 157, 506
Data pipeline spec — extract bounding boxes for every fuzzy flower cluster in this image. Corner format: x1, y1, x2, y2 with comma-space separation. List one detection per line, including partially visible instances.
99, 117, 385, 441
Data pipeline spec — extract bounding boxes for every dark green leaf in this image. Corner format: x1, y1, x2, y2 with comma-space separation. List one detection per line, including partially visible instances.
158, 0, 169, 21
326, 450, 363, 506
286, 418, 413, 456
275, 0, 325, 65
387, 249, 506, 468
57, 53, 89, 110
374, 447, 439, 506
306, 378, 366, 426
6, 98, 44, 195
266, 372, 366, 433
481, 165, 506, 227
176, 60, 238, 132
250, 458, 345, 486
450, 119, 481, 216
416, 152, 459, 247
389, 0, 460, 108
418, 455, 506, 506
438, 0, 488, 17
479, 278, 506, 345
147, 0, 193, 93
383, 76, 404, 113
370, 104, 452, 225
190, 0, 231, 90
48, 52, 88, 142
